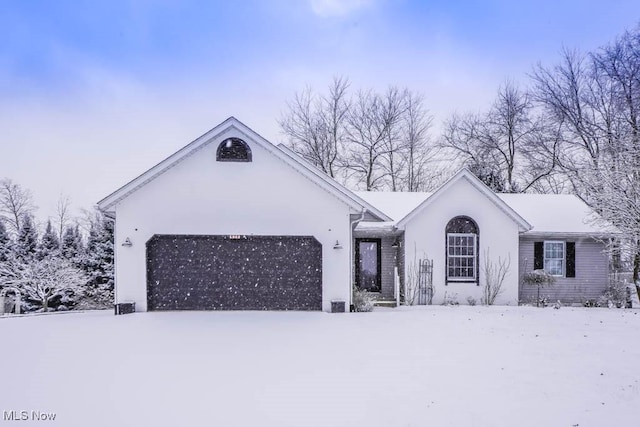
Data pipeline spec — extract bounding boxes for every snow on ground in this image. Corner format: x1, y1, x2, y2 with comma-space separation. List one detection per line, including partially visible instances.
0, 306, 639, 427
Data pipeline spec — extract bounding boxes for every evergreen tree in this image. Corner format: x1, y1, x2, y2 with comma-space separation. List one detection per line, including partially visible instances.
80, 211, 114, 307
0, 219, 11, 262
37, 219, 60, 260
61, 224, 83, 261
15, 214, 37, 261
468, 162, 507, 192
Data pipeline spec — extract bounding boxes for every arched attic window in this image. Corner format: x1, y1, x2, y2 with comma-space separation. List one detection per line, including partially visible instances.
445, 216, 479, 283
216, 137, 252, 162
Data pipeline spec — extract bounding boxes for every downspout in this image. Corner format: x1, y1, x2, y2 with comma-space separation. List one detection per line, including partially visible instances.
349, 209, 366, 309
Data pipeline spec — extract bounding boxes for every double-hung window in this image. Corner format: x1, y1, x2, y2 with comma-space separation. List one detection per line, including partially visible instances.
447, 233, 477, 280
544, 241, 565, 276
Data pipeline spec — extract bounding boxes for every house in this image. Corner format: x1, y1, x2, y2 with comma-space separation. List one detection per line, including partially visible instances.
97, 117, 613, 312
355, 188, 613, 306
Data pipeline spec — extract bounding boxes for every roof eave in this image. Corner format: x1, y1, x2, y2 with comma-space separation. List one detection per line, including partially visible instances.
396, 169, 533, 231
96, 117, 392, 222
276, 145, 392, 222
97, 116, 239, 211
522, 230, 619, 238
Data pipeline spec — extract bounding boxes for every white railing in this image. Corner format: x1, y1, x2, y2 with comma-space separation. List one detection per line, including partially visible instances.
394, 266, 400, 307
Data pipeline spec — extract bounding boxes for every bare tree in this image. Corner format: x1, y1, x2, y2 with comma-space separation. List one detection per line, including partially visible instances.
379, 87, 409, 191
55, 195, 72, 252
343, 89, 398, 190
531, 51, 598, 181
345, 87, 438, 191
442, 81, 555, 192
401, 91, 437, 191
0, 179, 35, 236
281, 78, 438, 192
532, 26, 640, 281
279, 76, 350, 179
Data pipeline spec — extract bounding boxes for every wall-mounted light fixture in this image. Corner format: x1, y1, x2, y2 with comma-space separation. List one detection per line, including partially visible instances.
333, 240, 343, 249
122, 237, 133, 247
391, 238, 400, 248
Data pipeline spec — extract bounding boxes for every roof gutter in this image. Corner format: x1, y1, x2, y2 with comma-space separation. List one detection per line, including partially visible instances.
522, 231, 620, 238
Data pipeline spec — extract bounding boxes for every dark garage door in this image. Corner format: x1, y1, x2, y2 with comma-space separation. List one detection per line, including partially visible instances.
146, 235, 322, 311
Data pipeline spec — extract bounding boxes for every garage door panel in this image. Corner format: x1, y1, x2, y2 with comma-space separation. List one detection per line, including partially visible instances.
148, 284, 322, 311
146, 235, 322, 310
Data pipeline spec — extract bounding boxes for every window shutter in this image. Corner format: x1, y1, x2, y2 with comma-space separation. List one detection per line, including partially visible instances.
534, 242, 543, 270
566, 242, 576, 278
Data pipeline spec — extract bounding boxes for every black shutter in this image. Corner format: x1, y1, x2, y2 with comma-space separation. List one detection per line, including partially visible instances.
534, 242, 544, 270
566, 242, 576, 278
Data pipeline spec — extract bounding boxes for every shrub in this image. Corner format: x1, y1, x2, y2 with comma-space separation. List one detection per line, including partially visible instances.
466, 296, 476, 306
0, 257, 87, 311
522, 270, 556, 287
352, 288, 374, 312
442, 292, 459, 306
481, 250, 510, 305
522, 269, 556, 308
600, 280, 628, 308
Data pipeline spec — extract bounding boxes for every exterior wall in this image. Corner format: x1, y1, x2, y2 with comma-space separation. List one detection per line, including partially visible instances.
380, 236, 397, 298
113, 127, 355, 312
518, 235, 609, 304
351, 232, 400, 299
403, 177, 521, 305
397, 234, 405, 300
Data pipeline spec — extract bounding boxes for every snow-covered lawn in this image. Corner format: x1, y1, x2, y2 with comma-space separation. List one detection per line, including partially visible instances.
1, 306, 639, 427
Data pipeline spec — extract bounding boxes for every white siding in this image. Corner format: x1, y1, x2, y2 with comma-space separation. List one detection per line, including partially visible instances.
113, 128, 354, 312
403, 177, 521, 305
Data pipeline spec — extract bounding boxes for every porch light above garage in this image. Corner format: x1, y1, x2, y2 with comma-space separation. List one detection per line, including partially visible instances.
122, 237, 133, 247
333, 240, 343, 249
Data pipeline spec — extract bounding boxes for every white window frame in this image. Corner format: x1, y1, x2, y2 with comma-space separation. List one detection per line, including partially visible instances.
543, 240, 565, 277
447, 233, 477, 281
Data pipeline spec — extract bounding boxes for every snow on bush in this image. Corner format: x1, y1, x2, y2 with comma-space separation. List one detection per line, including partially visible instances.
0, 257, 87, 311
522, 269, 556, 287
352, 288, 374, 312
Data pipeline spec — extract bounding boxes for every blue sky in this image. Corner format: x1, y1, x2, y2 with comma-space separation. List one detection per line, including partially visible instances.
1, 0, 638, 223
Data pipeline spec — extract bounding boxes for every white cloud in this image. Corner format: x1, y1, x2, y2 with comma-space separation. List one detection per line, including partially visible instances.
309, 0, 373, 17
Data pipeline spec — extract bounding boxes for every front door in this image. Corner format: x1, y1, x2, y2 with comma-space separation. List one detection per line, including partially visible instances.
355, 238, 381, 292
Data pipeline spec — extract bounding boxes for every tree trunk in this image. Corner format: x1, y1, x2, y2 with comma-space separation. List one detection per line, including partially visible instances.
634, 244, 640, 283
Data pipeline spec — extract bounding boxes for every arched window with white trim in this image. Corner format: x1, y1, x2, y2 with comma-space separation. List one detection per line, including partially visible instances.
445, 216, 479, 283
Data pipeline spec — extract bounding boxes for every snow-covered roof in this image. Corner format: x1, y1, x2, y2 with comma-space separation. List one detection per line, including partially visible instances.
356, 190, 612, 236
354, 191, 430, 223
395, 169, 532, 231
497, 194, 610, 235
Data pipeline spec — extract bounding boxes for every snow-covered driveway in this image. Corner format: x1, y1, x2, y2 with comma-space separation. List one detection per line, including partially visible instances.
1, 306, 638, 427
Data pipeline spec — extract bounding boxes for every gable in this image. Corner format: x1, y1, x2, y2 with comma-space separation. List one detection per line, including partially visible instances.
396, 169, 531, 231
97, 117, 390, 221
400, 175, 527, 233
110, 133, 359, 234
